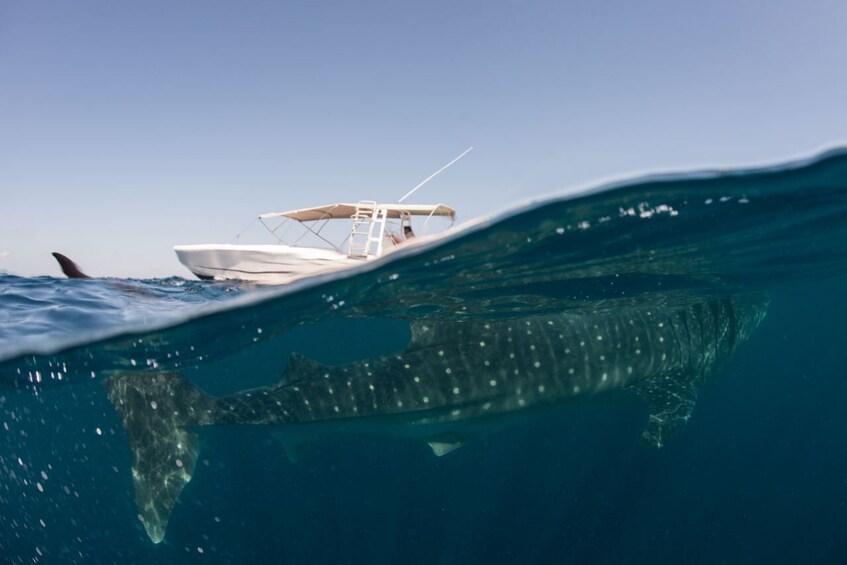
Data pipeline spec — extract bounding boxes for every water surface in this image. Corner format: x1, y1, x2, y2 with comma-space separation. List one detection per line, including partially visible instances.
2, 150, 847, 563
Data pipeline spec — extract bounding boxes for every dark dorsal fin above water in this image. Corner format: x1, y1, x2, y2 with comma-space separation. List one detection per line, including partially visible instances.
51, 252, 90, 279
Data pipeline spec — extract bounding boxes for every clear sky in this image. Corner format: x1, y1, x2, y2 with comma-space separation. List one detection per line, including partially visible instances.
2, 0, 846, 278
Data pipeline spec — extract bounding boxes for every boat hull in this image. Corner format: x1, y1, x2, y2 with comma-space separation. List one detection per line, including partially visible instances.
173, 244, 366, 284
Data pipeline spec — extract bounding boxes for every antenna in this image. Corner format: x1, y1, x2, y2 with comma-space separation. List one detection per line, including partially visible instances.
398, 146, 473, 203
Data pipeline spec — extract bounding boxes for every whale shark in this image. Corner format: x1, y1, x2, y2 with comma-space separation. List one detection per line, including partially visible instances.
102, 293, 767, 543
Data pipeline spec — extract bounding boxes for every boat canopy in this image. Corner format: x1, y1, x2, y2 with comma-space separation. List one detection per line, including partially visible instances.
259, 203, 456, 222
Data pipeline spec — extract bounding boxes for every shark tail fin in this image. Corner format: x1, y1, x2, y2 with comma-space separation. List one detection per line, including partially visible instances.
102, 371, 212, 544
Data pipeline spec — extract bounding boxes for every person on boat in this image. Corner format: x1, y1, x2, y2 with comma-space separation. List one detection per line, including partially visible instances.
387, 225, 416, 245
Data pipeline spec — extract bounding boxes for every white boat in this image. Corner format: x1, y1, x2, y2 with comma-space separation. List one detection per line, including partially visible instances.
174, 201, 456, 284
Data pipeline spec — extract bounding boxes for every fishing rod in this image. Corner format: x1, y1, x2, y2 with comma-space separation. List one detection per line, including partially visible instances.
398, 146, 473, 203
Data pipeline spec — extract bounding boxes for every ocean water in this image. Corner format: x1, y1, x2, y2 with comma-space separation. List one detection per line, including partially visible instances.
2, 150, 847, 564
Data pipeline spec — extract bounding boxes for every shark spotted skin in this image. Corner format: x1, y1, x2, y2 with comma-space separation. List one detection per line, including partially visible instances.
103, 293, 768, 543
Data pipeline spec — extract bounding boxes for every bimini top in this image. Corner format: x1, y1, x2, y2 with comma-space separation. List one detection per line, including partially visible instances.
259, 203, 456, 222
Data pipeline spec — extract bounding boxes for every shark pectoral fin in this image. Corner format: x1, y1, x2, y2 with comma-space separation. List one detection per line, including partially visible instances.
632, 371, 700, 449
427, 441, 464, 457
270, 431, 310, 463
103, 372, 209, 544
424, 433, 469, 457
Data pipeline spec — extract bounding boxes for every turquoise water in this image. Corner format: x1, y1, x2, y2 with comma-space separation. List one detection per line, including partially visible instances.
2, 150, 847, 563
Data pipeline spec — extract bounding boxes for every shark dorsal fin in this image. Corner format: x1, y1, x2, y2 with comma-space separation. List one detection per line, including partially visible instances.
280, 352, 328, 385
409, 321, 436, 346
409, 320, 466, 350
52, 252, 90, 279
409, 320, 488, 351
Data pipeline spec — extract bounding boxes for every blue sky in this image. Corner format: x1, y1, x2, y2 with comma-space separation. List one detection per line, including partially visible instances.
2, 0, 846, 277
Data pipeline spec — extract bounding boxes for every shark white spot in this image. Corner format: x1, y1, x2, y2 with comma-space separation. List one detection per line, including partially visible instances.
489, 379, 497, 387
452, 387, 460, 395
